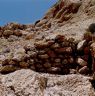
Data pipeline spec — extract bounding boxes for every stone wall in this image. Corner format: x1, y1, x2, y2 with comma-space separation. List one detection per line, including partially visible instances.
0, 34, 94, 75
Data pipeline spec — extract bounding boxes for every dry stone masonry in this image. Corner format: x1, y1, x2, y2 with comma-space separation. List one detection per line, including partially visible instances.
0, 34, 94, 75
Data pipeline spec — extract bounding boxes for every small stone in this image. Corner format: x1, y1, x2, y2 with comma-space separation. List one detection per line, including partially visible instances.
55, 35, 65, 43
68, 38, 75, 43
34, 41, 49, 49
28, 51, 37, 58
50, 43, 60, 49
29, 59, 34, 65
30, 65, 36, 70
43, 62, 51, 68
3, 30, 13, 37
59, 14, 71, 22
65, 47, 72, 53
0, 31, 2, 37
83, 32, 92, 41
52, 63, 62, 67
55, 47, 72, 54
54, 58, 61, 63
38, 54, 49, 59
62, 59, 68, 65
8, 35, 19, 42
47, 67, 61, 74
47, 50, 56, 58
0, 65, 18, 74
47, 40, 55, 46
82, 55, 89, 61
35, 64, 44, 71
2, 59, 9, 66
90, 43, 95, 72
3, 48, 10, 53
13, 48, 25, 62
25, 33, 34, 40
36, 19, 48, 27
68, 57, 74, 64
77, 58, 87, 67
24, 45, 33, 52
14, 30, 22, 36
77, 40, 86, 51
20, 54, 30, 61
58, 55, 64, 59
70, 69, 77, 74
9, 60, 17, 65
88, 23, 95, 34
0, 55, 5, 61
19, 62, 29, 68
61, 41, 69, 47
79, 66, 88, 74
38, 50, 46, 55
84, 47, 90, 55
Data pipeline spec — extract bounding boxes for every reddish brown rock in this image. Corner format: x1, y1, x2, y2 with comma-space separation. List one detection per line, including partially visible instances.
47, 50, 56, 58
47, 40, 55, 46
55, 35, 65, 43
34, 41, 49, 49
84, 47, 90, 55
82, 55, 89, 61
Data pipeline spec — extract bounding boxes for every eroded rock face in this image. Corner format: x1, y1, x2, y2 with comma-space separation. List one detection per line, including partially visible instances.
0, 69, 95, 96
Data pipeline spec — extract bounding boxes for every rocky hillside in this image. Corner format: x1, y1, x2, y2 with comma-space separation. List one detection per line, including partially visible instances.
0, 0, 95, 96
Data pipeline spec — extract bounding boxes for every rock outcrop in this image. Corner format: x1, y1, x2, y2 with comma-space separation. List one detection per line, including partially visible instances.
0, 69, 95, 96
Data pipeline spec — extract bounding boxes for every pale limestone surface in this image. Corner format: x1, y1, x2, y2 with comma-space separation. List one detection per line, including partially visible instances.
0, 69, 95, 96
